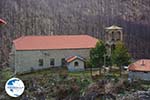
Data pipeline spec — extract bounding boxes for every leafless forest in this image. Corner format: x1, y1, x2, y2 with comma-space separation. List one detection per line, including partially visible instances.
0, 0, 150, 66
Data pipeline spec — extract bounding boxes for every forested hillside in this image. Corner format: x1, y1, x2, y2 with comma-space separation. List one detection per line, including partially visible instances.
0, 0, 150, 66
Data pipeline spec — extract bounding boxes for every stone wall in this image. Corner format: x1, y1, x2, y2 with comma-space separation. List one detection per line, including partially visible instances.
12, 48, 90, 73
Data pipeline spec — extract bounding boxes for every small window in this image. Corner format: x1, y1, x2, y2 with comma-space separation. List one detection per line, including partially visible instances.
74, 61, 79, 67
50, 58, 55, 66
112, 32, 115, 40
61, 58, 66, 66
39, 59, 43, 66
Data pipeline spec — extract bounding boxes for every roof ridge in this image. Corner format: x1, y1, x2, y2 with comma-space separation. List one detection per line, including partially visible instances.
13, 36, 25, 43
16, 34, 90, 37
13, 34, 94, 40
13, 35, 98, 50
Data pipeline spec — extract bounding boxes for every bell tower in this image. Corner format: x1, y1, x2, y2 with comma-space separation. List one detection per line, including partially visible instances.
104, 25, 123, 56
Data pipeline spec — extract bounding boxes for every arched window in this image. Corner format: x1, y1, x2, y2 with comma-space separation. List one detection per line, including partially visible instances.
74, 61, 79, 67
117, 31, 121, 41
39, 59, 43, 66
111, 44, 115, 51
105, 44, 110, 49
112, 32, 115, 41
61, 58, 66, 66
50, 58, 55, 66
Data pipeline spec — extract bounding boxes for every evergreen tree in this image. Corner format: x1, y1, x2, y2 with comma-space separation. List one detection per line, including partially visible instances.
111, 41, 131, 76
90, 40, 106, 75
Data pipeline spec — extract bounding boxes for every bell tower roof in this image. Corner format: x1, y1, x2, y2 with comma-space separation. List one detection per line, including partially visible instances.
105, 25, 122, 30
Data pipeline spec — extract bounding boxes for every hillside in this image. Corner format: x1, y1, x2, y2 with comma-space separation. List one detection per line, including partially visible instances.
0, 68, 150, 99
0, 0, 150, 65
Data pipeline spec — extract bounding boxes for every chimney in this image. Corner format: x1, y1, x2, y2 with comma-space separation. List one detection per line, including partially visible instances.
50, 31, 54, 36
141, 60, 145, 66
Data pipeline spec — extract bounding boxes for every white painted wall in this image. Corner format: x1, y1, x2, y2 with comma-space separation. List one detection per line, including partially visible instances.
11, 48, 90, 73
67, 59, 85, 72
129, 71, 150, 81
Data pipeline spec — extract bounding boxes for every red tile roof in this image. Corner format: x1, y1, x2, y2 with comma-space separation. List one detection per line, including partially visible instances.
128, 59, 150, 72
0, 19, 7, 24
13, 35, 98, 50
66, 56, 85, 63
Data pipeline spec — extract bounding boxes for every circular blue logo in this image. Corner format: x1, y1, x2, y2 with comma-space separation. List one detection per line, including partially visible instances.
5, 78, 25, 97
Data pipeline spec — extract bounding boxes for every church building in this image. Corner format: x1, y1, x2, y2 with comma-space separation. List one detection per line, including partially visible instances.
9, 35, 98, 73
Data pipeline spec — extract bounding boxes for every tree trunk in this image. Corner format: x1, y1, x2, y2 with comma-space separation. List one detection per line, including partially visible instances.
109, 66, 112, 73
99, 66, 101, 75
90, 65, 92, 77
119, 66, 122, 77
